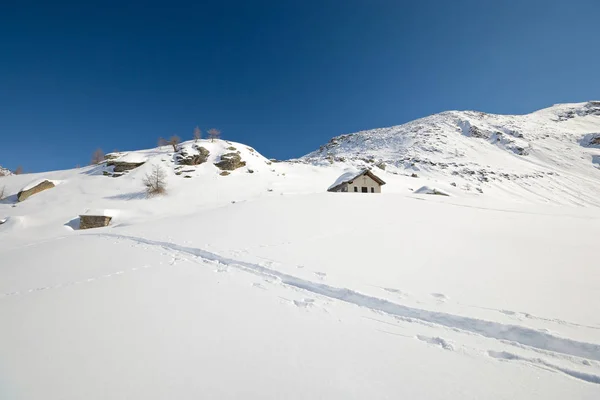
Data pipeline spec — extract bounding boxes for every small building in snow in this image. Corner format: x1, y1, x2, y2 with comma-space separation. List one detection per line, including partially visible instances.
328, 169, 386, 193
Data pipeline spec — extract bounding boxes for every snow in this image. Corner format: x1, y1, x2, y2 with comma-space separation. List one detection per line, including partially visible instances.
414, 185, 450, 196
1, 105, 600, 399
327, 169, 362, 190
80, 208, 118, 217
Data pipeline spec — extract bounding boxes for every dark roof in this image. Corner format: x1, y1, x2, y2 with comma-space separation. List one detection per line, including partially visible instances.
328, 169, 386, 191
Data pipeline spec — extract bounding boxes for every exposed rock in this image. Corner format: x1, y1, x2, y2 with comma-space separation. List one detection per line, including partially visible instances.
469, 125, 488, 139
104, 153, 121, 161
106, 161, 145, 173
214, 153, 246, 171
247, 169, 254, 173
17, 180, 55, 202
176, 146, 210, 166
220, 171, 230, 176
226, 146, 237, 151
411, 173, 419, 178
79, 215, 112, 230
376, 162, 386, 170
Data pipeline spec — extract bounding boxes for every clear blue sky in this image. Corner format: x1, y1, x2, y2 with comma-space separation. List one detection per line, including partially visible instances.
1, 0, 599, 172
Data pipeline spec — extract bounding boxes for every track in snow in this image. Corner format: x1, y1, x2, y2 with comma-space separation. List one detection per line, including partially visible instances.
89, 233, 600, 363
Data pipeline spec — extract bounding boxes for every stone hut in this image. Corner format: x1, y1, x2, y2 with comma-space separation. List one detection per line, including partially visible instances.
328, 169, 386, 193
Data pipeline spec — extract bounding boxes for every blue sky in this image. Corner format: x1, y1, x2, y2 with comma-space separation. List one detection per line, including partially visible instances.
1, 0, 599, 172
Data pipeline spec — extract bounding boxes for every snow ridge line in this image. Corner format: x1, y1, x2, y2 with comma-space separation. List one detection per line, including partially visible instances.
98, 233, 600, 362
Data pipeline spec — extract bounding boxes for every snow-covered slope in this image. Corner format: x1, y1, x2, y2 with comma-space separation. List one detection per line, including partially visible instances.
303, 101, 600, 206
1, 107, 600, 399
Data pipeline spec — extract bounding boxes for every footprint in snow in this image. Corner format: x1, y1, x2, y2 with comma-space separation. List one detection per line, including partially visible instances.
314, 271, 327, 279
382, 287, 408, 297
416, 335, 454, 351
252, 282, 267, 290
293, 298, 315, 308
431, 293, 448, 302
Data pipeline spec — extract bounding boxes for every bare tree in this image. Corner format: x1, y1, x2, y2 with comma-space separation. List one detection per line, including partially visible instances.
14, 166, 23, 175
143, 164, 167, 197
169, 135, 181, 152
90, 148, 105, 165
0, 186, 5, 200
193, 126, 202, 142
207, 128, 221, 142
158, 137, 168, 148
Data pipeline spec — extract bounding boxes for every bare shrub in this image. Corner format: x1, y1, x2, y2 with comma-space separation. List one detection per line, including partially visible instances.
0, 186, 5, 200
193, 126, 201, 142
143, 164, 167, 197
14, 166, 23, 175
158, 137, 168, 148
169, 135, 181, 152
90, 148, 105, 165
208, 128, 221, 142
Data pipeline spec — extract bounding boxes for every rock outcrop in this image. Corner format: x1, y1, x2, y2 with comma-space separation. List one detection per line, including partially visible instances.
17, 180, 55, 202
177, 146, 210, 166
106, 161, 145, 173
214, 153, 246, 171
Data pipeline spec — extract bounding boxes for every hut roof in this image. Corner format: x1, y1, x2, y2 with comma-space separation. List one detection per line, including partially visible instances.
328, 169, 386, 191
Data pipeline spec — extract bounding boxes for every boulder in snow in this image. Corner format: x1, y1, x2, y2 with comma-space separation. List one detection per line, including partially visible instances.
414, 186, 450, 196
17, 180, 55, 202
79, 209, 115, 230
214, 153, 246, 171
79, 215, 112, 229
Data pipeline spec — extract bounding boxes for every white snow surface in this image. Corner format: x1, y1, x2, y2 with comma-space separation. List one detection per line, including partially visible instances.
1, 107, 600, 400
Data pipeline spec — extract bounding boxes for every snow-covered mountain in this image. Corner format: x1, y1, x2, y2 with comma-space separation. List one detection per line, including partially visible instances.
0, 165, 12, 176
304, 101, 600, 205
1, 105, 600, 400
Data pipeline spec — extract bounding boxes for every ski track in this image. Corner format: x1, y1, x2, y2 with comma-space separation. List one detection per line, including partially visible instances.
488, 351, 600, 385
95, 233, 600, 363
